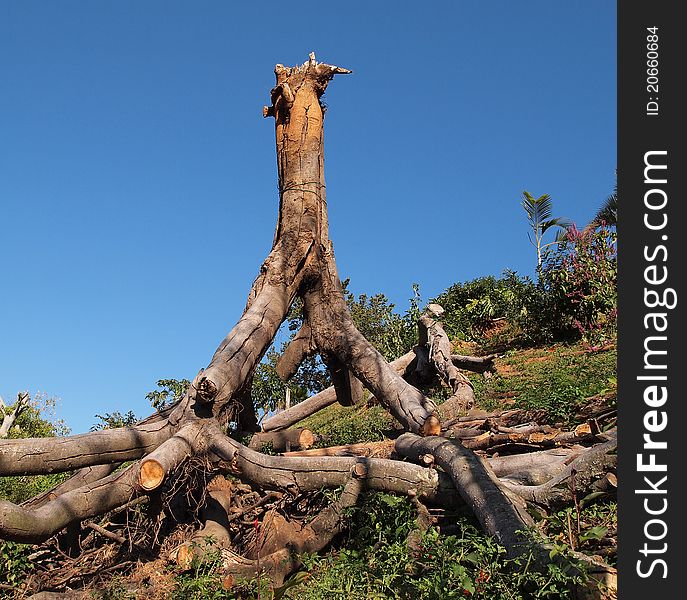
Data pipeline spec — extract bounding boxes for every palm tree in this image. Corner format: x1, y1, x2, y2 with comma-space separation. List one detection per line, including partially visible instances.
521, 190, 572, 270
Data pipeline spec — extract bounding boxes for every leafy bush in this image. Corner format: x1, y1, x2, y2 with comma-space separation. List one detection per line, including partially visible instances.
3, 392, 69, 439
91, 410, 139, 431
540, 225, 617, 347
0, 394, 72, 596
432, 272, 539, 344
146, 378, 191, 411
343, 282, 421, 362
0, 471, 69, 505
432, 224, 617, 348
1, 393, 72, 504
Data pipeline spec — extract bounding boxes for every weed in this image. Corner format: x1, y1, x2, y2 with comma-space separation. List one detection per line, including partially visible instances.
0, 541, 33, 595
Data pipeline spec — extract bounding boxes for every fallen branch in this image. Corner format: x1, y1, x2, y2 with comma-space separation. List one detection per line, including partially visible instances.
1, 423, 207, 543
418, 304, 475, 417
503, 431, 617, 509
282, 439, 395, 459
457, 422, 600, 452
262, 348, 492, 433
395, 433, 533, 557
0, 421, 173, 476
261, 350, 418, 432
248, 428, 316, 453
208, 427, 460, 505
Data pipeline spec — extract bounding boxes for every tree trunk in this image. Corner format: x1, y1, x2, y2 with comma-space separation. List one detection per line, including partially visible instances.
0, 55, 616, 600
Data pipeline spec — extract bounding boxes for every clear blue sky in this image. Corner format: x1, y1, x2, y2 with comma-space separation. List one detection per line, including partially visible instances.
0, 1, 616, 433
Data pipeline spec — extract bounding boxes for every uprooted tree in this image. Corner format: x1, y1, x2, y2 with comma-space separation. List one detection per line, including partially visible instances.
0, 54, 617, 595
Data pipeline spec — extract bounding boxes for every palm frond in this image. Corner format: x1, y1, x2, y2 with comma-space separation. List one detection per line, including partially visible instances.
521, 191, 554, 225
540, 217, 573, 235
593, 188, 617, 227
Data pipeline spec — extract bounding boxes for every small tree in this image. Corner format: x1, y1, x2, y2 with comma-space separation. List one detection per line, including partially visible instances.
521, 191, 571, 270
541, 224, 617, 346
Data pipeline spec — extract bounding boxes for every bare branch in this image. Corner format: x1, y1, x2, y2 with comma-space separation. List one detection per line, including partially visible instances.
0, 420, 173, 476
0, 391, 30, 438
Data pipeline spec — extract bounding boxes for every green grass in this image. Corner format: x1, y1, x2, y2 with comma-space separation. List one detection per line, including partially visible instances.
471, 343, 616, 425
0, 472, 70, 505
297, 402, 395, 447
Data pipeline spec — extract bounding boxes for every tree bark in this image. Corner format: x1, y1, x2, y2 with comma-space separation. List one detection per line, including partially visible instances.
208, 427, 460, 506
261, 349, 419, 432
275, 323, 315, 382
174, 476, 234, 567
248, 428, 316, 453
418, 304, 476, 417
503, 431, 617, 509
395, 433, 534, 557
0, 421, 173, 476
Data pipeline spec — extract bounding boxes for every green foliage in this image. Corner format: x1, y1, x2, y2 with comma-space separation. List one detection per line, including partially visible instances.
432, 272, 538, 344
95, 577, 137, 600
433, 224, 616, 348
542, 501, 617, 566
592, 177, 617, 228
432, 193, 615, 348
252, 282, 422, 418
4, 392, 70, 439
0, 394, 72, 595
291, 492, 587, 599
1, 393, 72, 505
0, 541, 33, 594
521, 191, 572, 270
146, 378, 191, 411
540, 225, 617, 347
91, 410, 139, 431
343, 281, 420, 362
170, 541, 270, 599
520, 384, 585, 426
171, 544, 229, 599
0, 471, 69, 505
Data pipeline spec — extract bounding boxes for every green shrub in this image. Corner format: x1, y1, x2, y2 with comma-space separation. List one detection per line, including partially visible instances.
292, 492, 588, 599
432, 272, 540, 344
540, 225, 617, 347
343, 282, 420, 362
0, 471, 70, 505
432, 225, 616, 348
